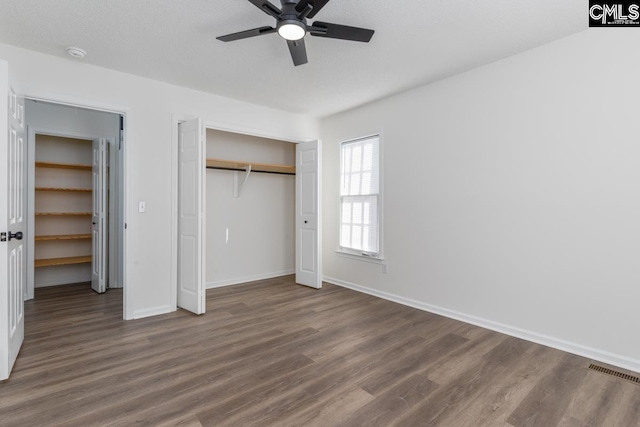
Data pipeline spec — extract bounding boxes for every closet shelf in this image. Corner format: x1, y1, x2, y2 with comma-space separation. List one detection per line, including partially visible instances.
35, 234, 92, 241
35, 255, 92, 268
35, 187, 92, 192
35, 161, 91, 171
35, 212, 92, 216
206, 158, 295, 175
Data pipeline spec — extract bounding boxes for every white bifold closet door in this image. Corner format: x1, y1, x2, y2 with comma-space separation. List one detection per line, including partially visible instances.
0, 60, 26, 381
177, 118, 206, 315
92, 138, 108, 293
295, 140, 322, 289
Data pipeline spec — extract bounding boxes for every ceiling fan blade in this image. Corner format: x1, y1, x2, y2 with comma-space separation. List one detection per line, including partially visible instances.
295, 0, 331, 19
309, 21, 374, 42
287, 39, 308, 66
248, 0, 282, 19
217, 26, 276, 42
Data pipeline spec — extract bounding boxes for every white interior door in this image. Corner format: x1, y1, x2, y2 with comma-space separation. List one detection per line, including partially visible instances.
295, 140, 322, 289
91, 138, 107, 293
1, 61, 26, 381
177, 118, 205, 315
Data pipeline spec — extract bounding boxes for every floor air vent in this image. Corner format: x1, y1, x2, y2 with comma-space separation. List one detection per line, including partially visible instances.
588, 363, 640, 385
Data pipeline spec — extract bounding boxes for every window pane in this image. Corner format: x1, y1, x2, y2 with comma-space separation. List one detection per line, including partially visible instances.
363, 226, 370, 250
363, 202, 370, 225
361, 172, 372, 194
367, 197, 378, 252
341, 225, 351, 247
342, 201, 352, 223
352, 202, 363, 226
352, 225, 362, 250
349, 173, 361, 195
340, 195, 379, 253
343, 147, 351, 173
362, 143, 373, 171
351, 146, 362, 172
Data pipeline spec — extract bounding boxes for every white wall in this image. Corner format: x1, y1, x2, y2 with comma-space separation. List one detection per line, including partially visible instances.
321, 28, 640, 372
205, 130, 295, 288
0, 42, 318, 319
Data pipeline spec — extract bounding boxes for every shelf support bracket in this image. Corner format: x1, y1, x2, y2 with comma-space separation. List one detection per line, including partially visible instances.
233, 164, 252, 198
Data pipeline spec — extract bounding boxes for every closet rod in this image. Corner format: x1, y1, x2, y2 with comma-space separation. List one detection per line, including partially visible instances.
206, 166, 295, 176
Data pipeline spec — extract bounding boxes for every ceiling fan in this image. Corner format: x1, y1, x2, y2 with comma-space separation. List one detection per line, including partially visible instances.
217, 0, 375, 66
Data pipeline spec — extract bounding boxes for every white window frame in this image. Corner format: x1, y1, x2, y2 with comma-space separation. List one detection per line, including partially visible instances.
336, 133, 383, 262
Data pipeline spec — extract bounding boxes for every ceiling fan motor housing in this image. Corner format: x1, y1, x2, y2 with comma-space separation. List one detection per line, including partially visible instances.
279, 1, 307, 25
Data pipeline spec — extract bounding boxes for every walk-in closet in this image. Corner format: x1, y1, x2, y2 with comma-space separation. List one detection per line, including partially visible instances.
34, 135, 93, 285
26, 100, 124, 299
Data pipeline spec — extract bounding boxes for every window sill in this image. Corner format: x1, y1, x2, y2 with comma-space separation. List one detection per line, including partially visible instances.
335, 249, 384, 265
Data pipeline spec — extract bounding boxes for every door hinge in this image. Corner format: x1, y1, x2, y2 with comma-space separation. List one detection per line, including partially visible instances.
0, 232, 6, 242
119, 115, 124, 150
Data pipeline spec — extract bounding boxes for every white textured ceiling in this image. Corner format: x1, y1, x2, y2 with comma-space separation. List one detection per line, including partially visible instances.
0, 0, 586, 117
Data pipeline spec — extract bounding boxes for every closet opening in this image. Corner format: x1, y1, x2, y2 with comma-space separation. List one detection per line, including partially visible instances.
25, 100, 125, 305
175, 117, 321, 315
205, 128, 296, 289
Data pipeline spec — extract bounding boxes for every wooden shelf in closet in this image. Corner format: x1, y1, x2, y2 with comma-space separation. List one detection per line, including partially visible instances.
35, 187, 92, 192
35, 161, 92, 171
206, 158, 296, 175
35, 212, 92, 216
35, 234, 92, 241
34, 255, 92, 268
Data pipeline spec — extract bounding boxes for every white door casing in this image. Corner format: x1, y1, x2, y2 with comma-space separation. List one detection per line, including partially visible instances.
295, 140, 322, 289
92, 138, 108, 293
177, 118, 206, 315
1, 60, 26, 381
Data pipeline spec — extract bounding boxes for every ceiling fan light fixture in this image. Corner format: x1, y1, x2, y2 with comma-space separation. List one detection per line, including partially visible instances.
277, 21, 305, 41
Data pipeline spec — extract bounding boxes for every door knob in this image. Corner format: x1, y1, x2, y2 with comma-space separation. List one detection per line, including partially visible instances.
8, 231, 23, 241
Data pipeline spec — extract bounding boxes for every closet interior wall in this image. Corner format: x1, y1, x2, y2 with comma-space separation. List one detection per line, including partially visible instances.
205, 129, 296, 288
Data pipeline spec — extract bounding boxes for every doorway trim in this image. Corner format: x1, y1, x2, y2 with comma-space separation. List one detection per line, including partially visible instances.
23, 93, 132, 319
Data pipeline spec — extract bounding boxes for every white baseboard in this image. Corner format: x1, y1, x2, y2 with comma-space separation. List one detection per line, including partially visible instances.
207, 270, 294, 289
324, 276, 640, 374
132, 304, 173, 319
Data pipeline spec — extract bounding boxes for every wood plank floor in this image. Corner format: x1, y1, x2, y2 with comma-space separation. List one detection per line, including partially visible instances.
1, 276, 639, 426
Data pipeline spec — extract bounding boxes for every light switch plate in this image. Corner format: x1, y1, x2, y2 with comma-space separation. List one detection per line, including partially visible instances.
138, 201, 146, 213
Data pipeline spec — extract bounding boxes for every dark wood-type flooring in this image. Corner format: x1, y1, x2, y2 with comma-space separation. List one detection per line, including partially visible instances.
1, 276, 639, 426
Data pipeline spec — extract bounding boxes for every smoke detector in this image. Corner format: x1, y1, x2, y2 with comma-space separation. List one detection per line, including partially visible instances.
66, 46, 86, 59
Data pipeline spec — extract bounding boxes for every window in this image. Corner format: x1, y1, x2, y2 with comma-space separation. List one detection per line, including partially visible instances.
339, 135, 381, 258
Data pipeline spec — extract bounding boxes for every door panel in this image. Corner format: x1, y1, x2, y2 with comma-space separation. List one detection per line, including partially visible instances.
91, 139, 107, 293
1, 60, 26, 381
177, 118, 205, 315
295, 140, 322, 289
300, 228, 316, 272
